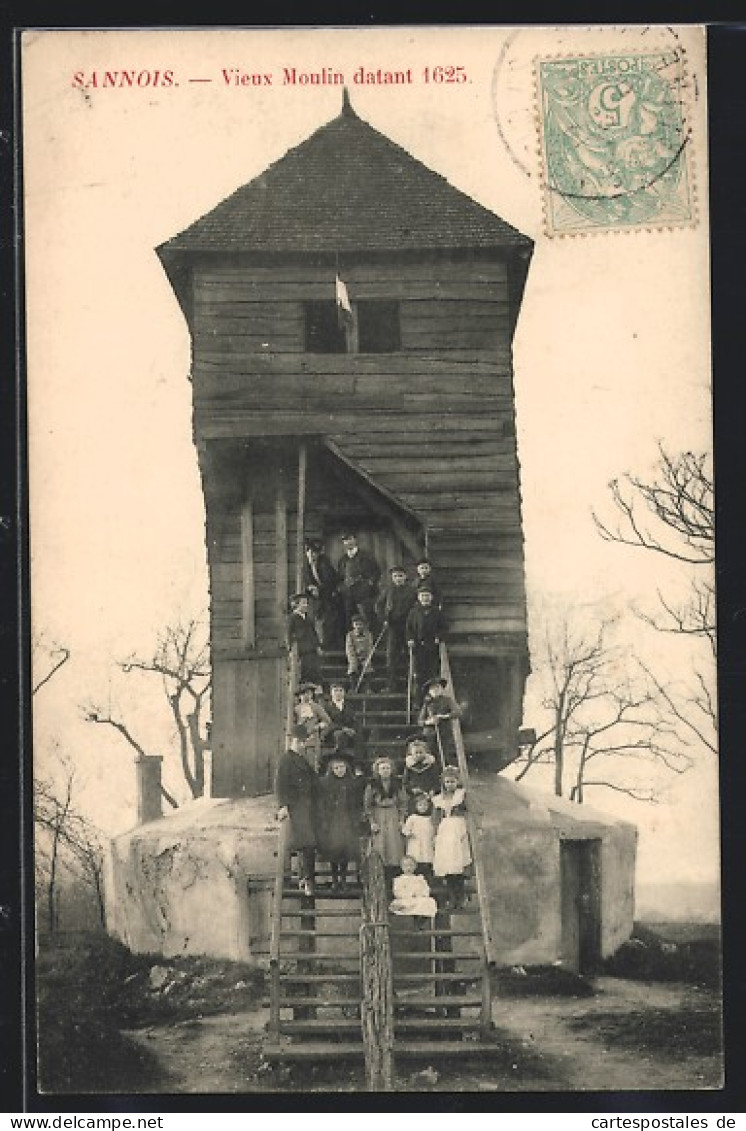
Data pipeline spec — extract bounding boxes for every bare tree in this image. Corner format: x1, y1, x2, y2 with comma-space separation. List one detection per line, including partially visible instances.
85, 617, 210, 802
515, 613, 690, 803
35, 763, 108, 931
593, 446, 716, 753
32, 635, 71, 695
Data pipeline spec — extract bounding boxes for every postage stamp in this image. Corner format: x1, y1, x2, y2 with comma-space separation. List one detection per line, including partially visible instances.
536, 51, 695, 236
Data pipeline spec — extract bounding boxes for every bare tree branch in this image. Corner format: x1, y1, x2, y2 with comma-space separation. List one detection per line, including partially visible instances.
32, 646, 71, 695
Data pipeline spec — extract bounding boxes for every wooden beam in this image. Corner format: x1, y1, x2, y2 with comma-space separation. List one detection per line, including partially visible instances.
275, 471, 288, 618
295, 441, 307, 593
322, 438, 425, 563
241, 494, 255, 649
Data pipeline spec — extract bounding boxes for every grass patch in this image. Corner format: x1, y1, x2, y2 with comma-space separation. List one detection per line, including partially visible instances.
35, 932, 266, 1095
568, 1001, 723, 1060
603, 922, 721, 989
492, 964, 596, 998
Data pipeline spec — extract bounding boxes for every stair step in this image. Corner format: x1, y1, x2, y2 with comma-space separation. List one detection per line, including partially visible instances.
279, 973, 361, 983
394, 996, 482, 1009
263, 1040, 363, 1061
280, 908, 358, 918
281, 929, 360, 937
395, 1017, 482, 1031
392, 973, 481, 983
279, 952, 361, 961
272, 997, 360, 1007
278, 1019, 361, 1034
280, 886, 361, 895
394, 1038, 498, 1058
393, 930, 482, 938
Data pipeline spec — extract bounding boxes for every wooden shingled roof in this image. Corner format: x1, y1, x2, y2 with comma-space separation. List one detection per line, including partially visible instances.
158, 91, 531, 256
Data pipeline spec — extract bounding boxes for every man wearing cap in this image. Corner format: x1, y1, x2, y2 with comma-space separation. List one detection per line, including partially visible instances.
378, 564, 416, 691
406, 586, 445, 702
302, 538, 341, 649
336, 532, 382, 633
275, 723, 318, 896
287, 590, 322, 687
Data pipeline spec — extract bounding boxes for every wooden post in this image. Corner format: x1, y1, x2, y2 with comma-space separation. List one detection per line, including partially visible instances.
359, 843, 394, 1091
275, 471, 288, 623
241, 494, 255, 649
136, 756, 163, 824
295, 441, 307, 594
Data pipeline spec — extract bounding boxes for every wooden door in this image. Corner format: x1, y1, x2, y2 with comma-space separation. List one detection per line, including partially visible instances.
560, 839, 602, 973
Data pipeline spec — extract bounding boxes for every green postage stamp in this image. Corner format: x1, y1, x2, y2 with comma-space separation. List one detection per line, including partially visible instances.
536, 51, 694, 236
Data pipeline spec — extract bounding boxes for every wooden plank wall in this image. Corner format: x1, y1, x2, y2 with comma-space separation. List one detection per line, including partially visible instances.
192, 261, 509, 360
191, 255, 529, 790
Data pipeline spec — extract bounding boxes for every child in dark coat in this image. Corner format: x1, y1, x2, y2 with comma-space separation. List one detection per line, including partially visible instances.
418, 676, 461, 762
406, 587, 445, 700
414, 559, 443, 611
287, 591, 322, 687
315, 752, 363, 891
379, 565, 416, 691
324, 679, 366, 763
402, 735, 440, 799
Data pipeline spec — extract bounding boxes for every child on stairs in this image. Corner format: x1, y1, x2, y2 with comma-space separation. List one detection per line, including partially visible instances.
432, 766, 472, 910
389, 854, 437, 924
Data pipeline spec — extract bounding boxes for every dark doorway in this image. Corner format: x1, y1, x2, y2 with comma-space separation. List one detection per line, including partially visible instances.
560, 838, 602, 973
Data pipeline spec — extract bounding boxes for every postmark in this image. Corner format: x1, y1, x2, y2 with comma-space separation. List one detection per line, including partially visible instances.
536, 50, 694, 236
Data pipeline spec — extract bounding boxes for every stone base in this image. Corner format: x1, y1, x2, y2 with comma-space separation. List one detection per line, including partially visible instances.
104, 795, 279, 962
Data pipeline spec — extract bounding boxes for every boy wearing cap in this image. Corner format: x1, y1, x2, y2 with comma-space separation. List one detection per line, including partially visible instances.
345, 613, 375, 692
287, 591, 322, 687
414, 559, 443, 611
378, 564, 416, 691
302, 538, 341, 649
275, 724, 318, 897
406, 587, 445, 701
336, 532, 382, 633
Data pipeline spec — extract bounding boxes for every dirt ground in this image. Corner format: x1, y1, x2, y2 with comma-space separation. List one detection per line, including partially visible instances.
35, 927, 723, 1095
123, 975, 722, 1093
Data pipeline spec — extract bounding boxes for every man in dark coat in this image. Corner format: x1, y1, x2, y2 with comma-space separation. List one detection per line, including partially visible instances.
406, 587, 445, 702
378, 564, 416, 691
336, 531, 382, 633
302, 538, 341, 649
275, 723, 318, 896
287, 591, 322, 687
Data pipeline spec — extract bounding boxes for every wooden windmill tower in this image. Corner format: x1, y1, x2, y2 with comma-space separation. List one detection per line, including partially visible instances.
157, 90, 534, 798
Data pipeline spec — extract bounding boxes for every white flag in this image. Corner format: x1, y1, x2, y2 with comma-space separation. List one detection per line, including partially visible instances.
335, 273, 353, 327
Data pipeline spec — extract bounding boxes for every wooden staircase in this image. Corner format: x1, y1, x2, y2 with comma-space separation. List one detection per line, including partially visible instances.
264, 641, 498, 1068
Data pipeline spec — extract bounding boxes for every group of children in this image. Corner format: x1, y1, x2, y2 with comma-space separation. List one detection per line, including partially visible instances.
288, 533, 446, 696
279, 708, 472, 914
282, 531, 468, 917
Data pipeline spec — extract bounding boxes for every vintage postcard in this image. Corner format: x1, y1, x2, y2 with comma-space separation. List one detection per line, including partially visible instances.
22, 25, 719, 1096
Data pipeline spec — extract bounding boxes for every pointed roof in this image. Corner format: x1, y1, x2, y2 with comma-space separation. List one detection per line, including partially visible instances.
158, 94, 531, 256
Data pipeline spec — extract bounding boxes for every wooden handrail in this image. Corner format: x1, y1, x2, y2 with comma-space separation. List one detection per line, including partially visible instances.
439, 641, 498, 968
284, 642, 299, 744
268, 815, 288, 1040
359, 842, 394, 1091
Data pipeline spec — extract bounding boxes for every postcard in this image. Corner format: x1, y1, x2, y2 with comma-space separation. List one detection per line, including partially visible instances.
22, 25, 718, 1096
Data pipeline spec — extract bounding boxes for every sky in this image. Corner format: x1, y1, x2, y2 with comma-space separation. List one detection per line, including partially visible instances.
22, 26, 718, 893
